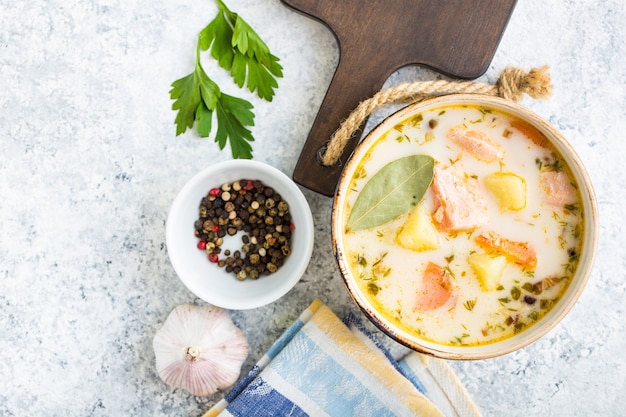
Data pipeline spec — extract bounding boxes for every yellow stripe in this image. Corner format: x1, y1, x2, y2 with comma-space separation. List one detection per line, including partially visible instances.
202, 399, 225, 417
307, 298, 324, 315
310, 304, 444, 417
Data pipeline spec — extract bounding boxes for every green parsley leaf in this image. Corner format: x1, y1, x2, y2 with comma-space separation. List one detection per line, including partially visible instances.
170, 45, 255, 158
215, 94, 254, 159
199, 7, 235, 70
170, 0, 281, 158
201, 0, 283, 101
170, 48, 219, 135
232, 52, 280, 102
170, 72, 201, 136
195, 101, 213, 137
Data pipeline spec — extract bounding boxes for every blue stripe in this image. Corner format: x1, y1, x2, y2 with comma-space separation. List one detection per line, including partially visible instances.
226, 316, 308, 403
225, 365, 262, 403
227, 377, 309, 417
266, 318, 305, 359
269, 329, 401, 417
396, 360, 427, 394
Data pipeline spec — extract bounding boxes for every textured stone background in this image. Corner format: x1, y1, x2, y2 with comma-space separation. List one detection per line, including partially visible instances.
1, 0, 624, 415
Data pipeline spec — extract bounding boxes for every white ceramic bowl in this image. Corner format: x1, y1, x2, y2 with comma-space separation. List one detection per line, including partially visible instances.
332, 94, 599, 359
167, 160, 314, 310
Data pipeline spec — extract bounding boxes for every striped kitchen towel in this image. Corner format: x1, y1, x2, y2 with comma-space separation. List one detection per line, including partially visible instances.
204, 299, 481, 417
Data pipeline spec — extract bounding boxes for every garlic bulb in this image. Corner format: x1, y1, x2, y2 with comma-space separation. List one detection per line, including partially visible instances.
153, 304, 249, 396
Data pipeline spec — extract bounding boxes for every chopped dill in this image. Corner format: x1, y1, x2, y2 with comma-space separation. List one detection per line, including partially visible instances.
367, 282, 380, 296
464, 299, 477, 311
564, 203, 580, 214
408, 114, 423, 127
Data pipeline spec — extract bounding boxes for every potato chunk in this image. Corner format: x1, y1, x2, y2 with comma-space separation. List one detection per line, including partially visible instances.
484, 172, 527, 211
468, 253, 507, 291
396, 204, 441, 251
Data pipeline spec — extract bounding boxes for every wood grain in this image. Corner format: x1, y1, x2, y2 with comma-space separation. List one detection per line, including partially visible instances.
282, 0, 517, 196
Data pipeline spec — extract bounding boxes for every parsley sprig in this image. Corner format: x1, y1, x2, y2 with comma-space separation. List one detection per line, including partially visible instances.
170, 0, 283, 159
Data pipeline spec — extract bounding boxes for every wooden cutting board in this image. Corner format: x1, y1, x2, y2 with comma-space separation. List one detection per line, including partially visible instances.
282, 0, 517, 196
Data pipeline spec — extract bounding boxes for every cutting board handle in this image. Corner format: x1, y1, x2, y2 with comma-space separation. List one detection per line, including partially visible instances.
292, 49, 390, 197
284, 0, 517, 197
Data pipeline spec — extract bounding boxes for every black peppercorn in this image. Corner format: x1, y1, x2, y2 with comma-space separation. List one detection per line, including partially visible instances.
194, 179, 293, 280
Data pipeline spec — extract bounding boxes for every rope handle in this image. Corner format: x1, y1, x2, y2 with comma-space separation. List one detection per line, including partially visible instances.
320, 66, 553, 167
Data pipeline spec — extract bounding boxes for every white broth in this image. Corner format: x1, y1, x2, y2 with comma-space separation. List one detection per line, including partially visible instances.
341, 104, 584, 346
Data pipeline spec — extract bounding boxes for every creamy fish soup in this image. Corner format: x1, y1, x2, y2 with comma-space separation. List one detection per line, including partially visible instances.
341, 104, 584, 346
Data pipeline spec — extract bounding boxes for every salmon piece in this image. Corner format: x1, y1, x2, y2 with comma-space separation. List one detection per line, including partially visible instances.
510, 119, 548, 147
416, 262, 453, 311
447, 126, 504, 162
475, 231, 537, 269
431, 165, 488, 232
539, 171, 577, 208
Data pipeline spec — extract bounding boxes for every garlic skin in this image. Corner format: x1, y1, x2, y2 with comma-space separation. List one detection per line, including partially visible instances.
153, 304, 249, 396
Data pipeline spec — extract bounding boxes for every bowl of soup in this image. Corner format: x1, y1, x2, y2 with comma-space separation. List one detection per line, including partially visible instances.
332, 94, 598, 359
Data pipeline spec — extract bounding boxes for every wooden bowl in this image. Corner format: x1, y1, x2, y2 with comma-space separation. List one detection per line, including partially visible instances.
332, 94, 598, 359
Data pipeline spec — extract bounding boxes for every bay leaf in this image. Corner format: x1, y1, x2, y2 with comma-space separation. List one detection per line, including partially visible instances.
346, 154, 435, 232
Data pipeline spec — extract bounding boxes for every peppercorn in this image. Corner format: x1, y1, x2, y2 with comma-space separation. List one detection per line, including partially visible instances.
194, 178, 293, 280
277, 201, 289, 212
523, 295, 537, 305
